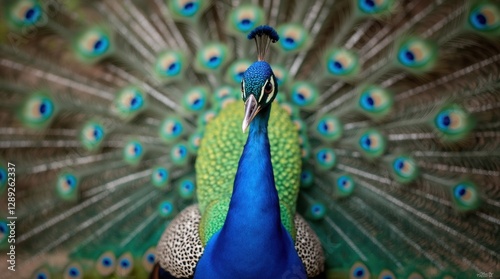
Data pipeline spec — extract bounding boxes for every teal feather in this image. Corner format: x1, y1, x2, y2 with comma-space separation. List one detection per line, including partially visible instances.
0, 0, 499, 278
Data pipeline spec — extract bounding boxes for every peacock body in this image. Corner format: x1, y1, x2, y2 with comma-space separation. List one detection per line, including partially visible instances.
0, 0, 499, 278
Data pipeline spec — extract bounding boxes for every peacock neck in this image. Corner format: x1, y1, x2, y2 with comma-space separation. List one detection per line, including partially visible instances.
213, 104, 287, 266
226, 104, 280, 222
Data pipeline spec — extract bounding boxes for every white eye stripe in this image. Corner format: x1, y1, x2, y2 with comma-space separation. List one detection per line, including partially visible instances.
241, 79, 245, 100
259, 79, 267, 103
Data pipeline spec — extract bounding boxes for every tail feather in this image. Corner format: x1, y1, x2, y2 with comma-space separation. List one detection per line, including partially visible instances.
0, 0, 499, 277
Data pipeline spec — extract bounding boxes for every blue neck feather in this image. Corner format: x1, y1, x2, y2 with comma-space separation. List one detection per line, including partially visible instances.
228, 105, 277, 217
217, 105, 283, 258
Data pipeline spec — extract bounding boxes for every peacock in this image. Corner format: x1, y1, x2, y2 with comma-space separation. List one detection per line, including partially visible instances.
0, 0, 499, 278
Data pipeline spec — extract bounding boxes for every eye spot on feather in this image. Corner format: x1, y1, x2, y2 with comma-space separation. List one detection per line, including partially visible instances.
116, 253, 134, 277
123, 140, 143, 165
229, 5, 264, 33
142, 247, 157, 272
290, 82, 318, 107
113, 86, 146, 120
336, 175, 355, 197
178, 177, 196, 199
160, 117, 184, 142
435, 108, 465, 132
171, 143, 189, 165
56, 173, 79, 200
80, 121, 105, 151
158, 200, 175, 218
155, 51, 185, 79
58, 174, 76, 191
315, 147, 336, 170
358, 129, 386, 158
396, 37, 437, 70
64, 263, 82, 279
308, 203, 325, 220
152, 167, 169, 188
433, 105, 474, 140
469, 4, 500, 32
75, 27, 111, 61
350, 262, 370, 279
24, 7, 40, 22
326, 49, 360, 77
277, 24, 309, 52
96, 252, 115, 276
128, 143, 141, 156
21, 93, 55, 128
391, 156, 418, 183
23, 4, 41, 22
452, 181, 480, 211
358, 85, 393, 118
394, 158, 411, 175
9, 0, 43, 27
315, 115, 343, 142
183, 87, 208, 112
196, 43, 229, 72
92, 38, 107, 53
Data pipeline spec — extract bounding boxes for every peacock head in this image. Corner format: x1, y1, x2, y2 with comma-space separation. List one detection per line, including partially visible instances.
241, 61, 278, 131
241, 25, 280, 132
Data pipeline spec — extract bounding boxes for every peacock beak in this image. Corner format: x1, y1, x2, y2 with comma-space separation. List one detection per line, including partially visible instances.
242, 94, 261, 132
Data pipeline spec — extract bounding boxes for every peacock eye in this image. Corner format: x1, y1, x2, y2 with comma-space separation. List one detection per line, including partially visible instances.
264, 81, 273, 94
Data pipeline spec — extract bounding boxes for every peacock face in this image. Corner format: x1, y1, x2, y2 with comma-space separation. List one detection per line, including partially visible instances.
241, 61, 277, 105
241, 61, 278, 131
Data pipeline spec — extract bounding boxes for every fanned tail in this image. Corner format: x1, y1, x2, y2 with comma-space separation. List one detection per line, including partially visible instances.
0, 0, 499, 278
